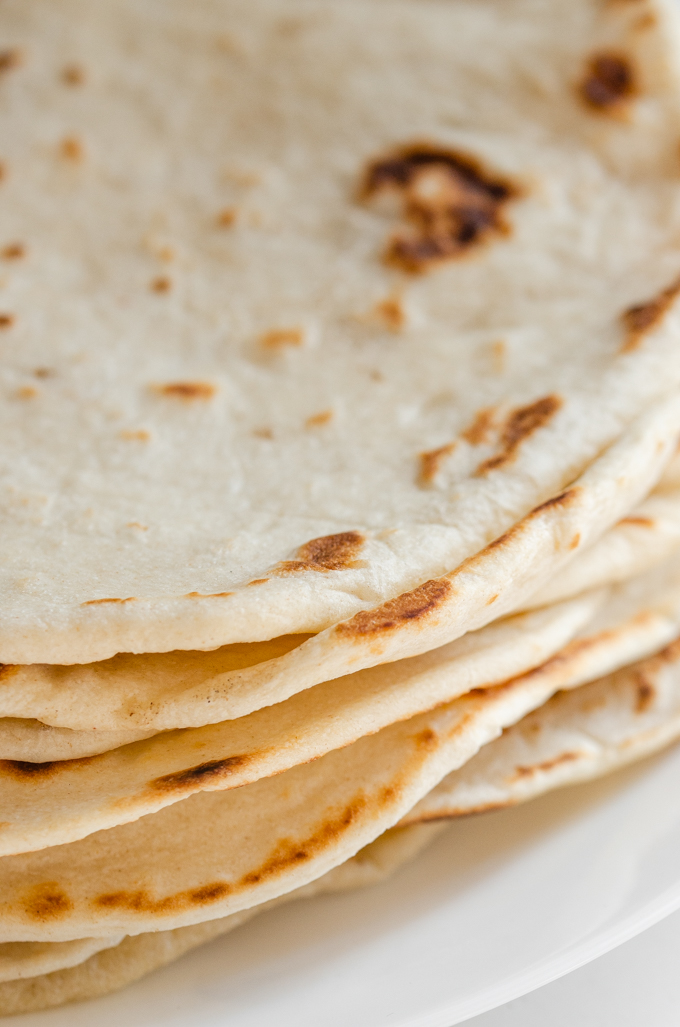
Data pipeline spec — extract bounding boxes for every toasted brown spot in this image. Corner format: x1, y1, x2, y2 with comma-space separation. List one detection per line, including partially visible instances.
418, 442, 456, 485
477, 395, 562, 473
415, 728, 437, 748
94, 881, 231, 914
370, 295, 407, 331
361, 143, 520, 273
81, 596, 136, 606
620, 515, 655, 527
0, 313, 15, 328
120, 429, 150, 441
16, 386, 37, 400
156, 381, 216, 400
216, 207, 237, 227
33, 367, 53, 379
150, 275, 171, 293
0, 49, 21, 74
149, 756, 249, 794
580, 52, 636, 112
247, 578, 269, 586
184, 591, 233, 598
622, 277, 680, 351
23, 884, 73, 922
486, 593, 499, 604
635, 673, 656, 713
512, 751, 580, 779
0, 664, 20, 682
461, 407, 495, 445
60, 136, 83, 162
1, 242, 24, 259
239, 793, 369, 887
0, 756, 91, 779
336, 578, 452, 637
305, 409, 333, 428
529, 487, 581, 516
569, 532, 581, 550
260, 327, 304, 350
253, 427, 273, 440
275, 531, 365, 574
61, 64, 84, 86
0, 162, 6, 183
127, 521, 148, 531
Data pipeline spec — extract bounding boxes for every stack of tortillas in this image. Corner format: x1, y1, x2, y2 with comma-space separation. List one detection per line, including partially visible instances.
5, 0, 680, 1012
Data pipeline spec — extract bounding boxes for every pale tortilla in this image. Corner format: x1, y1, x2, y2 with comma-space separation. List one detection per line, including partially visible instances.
2, 403, 679, 736
3, 0, 680, 664
402, 641, 680, 822
0, 823, 444, 1011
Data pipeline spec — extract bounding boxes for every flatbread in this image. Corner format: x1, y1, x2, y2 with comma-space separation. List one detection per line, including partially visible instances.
9, 554, 680, 855
3, 622, 680, 942
402, 640, 680, 822
3, 402, 679, 735
519, 487, 680, 610
0, 823, 444, 1012
4, 0, 680, 664
0, 720, 154, 763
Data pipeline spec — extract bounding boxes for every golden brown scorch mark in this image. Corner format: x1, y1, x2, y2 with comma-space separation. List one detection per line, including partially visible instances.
369, 295, 407, 331
621, 276, 680, 351
240, 792, 369, 886
511, 751, 581, 780
634, 672, 656, 713
619, 515, 655, 527
461, 407, 495, 445
305, 410, 333, 428
360, 142, 520, 273
94, 882, 232, 915
149, 756, 250, 794
580, 52, 636, 112
275, 531, 365, 574
23, 883, 73, 922
150, 276, 171, 293
0, 49, 21, 74
94, 793, 372, 916
81, 596, 137, 606
0, 313, 15, 328
1, 242, 24, 259
336, 578, 452, 637
155, 382, 216, 400
120, 428, 150, 441
216, 207, 237, 227
418, 443, 456, 486
260, 327, 304, 350
61, 64, 85, 86
476, 395, 562, 474
0, 757, 92, 779
60, 136, 83, 162
184, 591, 233, 598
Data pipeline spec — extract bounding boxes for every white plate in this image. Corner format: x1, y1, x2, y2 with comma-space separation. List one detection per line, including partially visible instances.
19, 742, 680, 1027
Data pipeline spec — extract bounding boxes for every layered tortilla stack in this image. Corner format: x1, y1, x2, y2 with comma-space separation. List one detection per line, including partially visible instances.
4, 0, 680, 1012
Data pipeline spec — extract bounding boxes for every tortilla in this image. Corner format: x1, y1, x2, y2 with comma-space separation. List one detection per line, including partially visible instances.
0, 823, 444, 1012
9, 553, 680, 855
0, 720, 154, 763
3, 0, 680, 665
3, 620, 680, 942
402, 640, 680, 822
3, 403, 679, 737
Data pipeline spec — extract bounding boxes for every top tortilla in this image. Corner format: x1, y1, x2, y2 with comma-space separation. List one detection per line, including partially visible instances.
3, 0, 680, 663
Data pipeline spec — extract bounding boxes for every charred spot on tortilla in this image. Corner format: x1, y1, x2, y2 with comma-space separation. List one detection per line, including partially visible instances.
621, 276, 680, 351
336, 578, 451, 636
476, 395, 562, 473
360, 142, 520, 273
418, 442, 456, 486
274, 531, 365, 573
154, 381, 216, 400
149, 756, 250, 793
580, 52, 636, 112
23, 883, 73, 921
